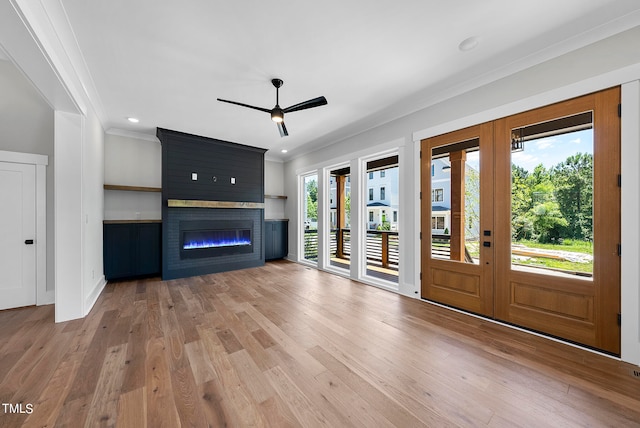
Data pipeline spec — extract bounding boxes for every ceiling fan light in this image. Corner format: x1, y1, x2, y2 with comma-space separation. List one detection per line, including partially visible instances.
271, 108, 284, 123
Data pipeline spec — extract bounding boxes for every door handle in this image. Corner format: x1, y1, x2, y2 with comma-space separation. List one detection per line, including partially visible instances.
25, 239, 34, 245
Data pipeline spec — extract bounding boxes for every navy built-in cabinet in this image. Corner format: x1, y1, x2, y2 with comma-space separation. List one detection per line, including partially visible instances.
103, 222, 161, 280
265, 220, 288, 260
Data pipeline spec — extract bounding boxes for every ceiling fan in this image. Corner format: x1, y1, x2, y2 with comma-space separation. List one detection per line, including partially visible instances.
217, 78, 327, 137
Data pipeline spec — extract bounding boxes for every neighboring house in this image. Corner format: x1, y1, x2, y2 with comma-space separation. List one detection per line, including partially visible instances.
430, 157, 480, 239
328, 169, 400, 231
431, 158, 452, 234
366, 167, 399, 230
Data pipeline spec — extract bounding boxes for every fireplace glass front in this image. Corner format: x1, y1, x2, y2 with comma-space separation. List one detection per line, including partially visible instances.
180, 220, 253, 259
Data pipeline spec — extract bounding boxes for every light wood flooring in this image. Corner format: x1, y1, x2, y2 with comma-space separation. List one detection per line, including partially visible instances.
1, 260, 639, 427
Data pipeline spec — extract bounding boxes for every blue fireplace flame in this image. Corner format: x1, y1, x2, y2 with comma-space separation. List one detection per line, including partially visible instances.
182, 229, 251, 250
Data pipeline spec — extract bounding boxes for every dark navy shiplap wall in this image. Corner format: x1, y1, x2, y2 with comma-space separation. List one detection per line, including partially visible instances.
158, 128, 266, 203
157, 128, 267, 280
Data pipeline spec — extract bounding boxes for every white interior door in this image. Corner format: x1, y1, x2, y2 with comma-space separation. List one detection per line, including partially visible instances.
0, 161, 36, 310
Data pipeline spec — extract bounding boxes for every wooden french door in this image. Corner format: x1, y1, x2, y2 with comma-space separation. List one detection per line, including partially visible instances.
421, 87, 621, 355
494, 88, 620, 355
420, 122, 495, 317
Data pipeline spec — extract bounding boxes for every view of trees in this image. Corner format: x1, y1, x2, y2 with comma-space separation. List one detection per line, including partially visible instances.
511, 152, 593, 244
465, 163, 480, 240
306, 178, 318, 222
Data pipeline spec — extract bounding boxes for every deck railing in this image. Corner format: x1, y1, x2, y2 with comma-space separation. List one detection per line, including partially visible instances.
304, 228, 399, 273
431, 233, 476, 263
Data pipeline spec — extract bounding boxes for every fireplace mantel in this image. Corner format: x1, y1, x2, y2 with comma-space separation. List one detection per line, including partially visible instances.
168, 199, 265, 209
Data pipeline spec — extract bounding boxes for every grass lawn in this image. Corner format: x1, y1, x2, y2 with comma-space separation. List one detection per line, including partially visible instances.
512, 238, 593, 275
515, 239, 593, 255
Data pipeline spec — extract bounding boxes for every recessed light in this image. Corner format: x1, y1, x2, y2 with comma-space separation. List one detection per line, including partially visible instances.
458, 36, 479, 52
281, 149, 288, 153
127, 117, 139, 123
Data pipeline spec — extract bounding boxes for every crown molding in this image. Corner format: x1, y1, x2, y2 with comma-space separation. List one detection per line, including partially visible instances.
9, 0, 108, 124
106, 127, 160, 143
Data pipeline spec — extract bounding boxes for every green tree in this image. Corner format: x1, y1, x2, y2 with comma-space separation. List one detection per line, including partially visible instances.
511, 163, 569, 243
465, 165, 480, 239
511, 164, 533, 240
306, 179, 318, 221
551, 153, 593, 240
344, 192, 351, 227
529, 201, 568, 243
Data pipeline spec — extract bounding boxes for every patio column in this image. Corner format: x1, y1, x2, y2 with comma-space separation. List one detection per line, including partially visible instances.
450, 150, 466, 261
336, 174, 346, 258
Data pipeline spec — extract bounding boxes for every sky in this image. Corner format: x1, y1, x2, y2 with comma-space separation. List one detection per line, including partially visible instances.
511, 128, 593, 172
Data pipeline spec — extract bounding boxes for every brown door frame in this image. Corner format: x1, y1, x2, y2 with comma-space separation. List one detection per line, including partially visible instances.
421, 87, 621, 355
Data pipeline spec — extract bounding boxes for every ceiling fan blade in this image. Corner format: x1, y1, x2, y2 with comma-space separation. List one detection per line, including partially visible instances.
283, 96, 327, 114
217, 98, 271, 113
277, 121, 289, 137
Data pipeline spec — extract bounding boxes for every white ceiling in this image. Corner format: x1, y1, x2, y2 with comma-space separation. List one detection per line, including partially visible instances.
59, 0, 640, 160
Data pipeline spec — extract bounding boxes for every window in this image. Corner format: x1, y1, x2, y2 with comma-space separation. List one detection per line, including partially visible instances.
432, 188, 443, 202
431, 216, 445, 230
365, 154, 399, 284
301, 173, 318, 263
431, 164, 434, 176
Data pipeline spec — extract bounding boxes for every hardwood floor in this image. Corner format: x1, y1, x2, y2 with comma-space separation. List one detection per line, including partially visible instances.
1, 260, 639, 427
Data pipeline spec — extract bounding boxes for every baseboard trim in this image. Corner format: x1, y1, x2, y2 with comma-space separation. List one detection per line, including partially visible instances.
84, 275, 106, 316
37, 289, 55, 306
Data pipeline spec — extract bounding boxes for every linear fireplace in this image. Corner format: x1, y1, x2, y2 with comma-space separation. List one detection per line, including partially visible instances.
180, 220, 253, 259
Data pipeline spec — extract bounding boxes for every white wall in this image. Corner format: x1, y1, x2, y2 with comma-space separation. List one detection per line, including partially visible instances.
0, 59, 55, 297
265, 159, 286, 219
284, 26, 640, 364
104, 132, 162, 221
102, 134, 285, 221
82, 107, 105, 313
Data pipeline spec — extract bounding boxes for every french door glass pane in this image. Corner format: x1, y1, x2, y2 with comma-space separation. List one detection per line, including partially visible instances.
365, 164, 399, 283
510, 114, 594, 277
329, 170, 350, 271
431, 143, 480, 264
302, 174, 318, 262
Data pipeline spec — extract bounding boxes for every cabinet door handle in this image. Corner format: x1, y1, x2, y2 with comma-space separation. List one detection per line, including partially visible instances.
25, 239, 34, 245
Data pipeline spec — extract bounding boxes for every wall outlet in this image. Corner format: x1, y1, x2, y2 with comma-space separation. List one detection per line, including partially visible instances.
191, 172, 198, 181
231, 177, 236, 184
